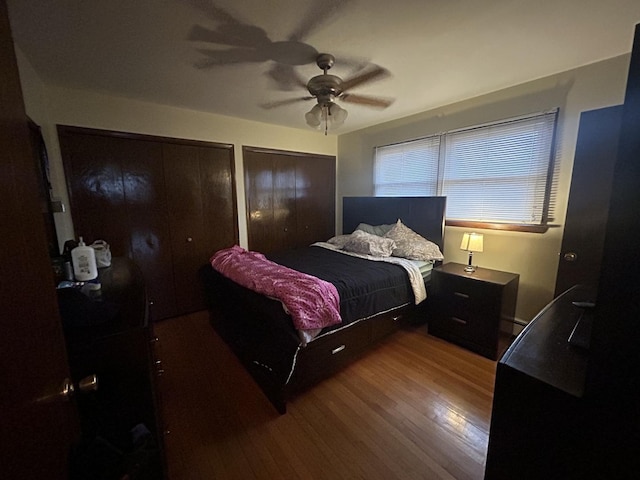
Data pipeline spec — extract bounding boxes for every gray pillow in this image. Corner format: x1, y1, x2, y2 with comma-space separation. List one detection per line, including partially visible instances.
343, 230, 396, 257
355, 222, 395, 237
384, 220, 444, 261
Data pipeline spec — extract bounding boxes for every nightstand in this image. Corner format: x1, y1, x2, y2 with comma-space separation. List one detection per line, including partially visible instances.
429, 262, 519, 360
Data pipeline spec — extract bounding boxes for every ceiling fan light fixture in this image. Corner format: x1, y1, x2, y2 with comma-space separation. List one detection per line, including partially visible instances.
305, 101, 348, 134
305, 104, 323, 128
329, 103, 348, 126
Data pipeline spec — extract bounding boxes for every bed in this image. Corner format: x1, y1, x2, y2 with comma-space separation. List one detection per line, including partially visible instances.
200, 196, 447, 413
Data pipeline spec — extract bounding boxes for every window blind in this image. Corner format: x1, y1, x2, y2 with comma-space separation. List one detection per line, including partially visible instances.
442, 112, 556, 224
374, 136, 440, 195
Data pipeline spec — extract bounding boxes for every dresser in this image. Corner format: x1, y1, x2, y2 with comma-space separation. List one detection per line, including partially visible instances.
58, 257, 164, 479
429, 262, 519, 360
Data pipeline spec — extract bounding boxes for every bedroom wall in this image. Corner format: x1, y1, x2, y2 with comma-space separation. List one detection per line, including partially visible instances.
338, 54, 631, 324
14, 47, 338, 252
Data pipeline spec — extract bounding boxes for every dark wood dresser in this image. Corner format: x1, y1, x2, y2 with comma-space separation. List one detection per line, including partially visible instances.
429, 262, 519, 360
58, 257, 164, 479
484, 285, 593, 479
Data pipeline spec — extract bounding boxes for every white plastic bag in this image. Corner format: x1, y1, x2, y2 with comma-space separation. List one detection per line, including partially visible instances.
91, 240, 112, 268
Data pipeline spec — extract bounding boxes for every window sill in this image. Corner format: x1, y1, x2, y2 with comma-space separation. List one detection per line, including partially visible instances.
445, 219, 553, 233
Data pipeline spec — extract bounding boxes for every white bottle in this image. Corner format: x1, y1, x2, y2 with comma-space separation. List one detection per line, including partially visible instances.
71, 237, 98, 281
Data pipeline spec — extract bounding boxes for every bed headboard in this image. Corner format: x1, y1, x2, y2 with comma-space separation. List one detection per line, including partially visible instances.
342, 196, 447, 252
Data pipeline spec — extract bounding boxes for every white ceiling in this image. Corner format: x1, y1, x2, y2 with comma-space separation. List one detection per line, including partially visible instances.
7, 0, 640, 134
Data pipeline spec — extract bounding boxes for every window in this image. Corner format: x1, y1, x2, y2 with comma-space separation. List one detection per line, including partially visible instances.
374, 111, 557, 231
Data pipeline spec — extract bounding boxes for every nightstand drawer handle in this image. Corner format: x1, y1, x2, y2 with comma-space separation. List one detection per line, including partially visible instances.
332, 345, 346, 355
393, 315, 401, 322
454, 292, 470, 299
451, 316, 468, 325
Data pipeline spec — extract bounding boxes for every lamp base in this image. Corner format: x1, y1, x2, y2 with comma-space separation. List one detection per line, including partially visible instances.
465, 251, 476, 272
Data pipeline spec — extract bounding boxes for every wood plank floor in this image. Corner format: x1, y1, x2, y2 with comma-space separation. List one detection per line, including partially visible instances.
155, 311, 497, 480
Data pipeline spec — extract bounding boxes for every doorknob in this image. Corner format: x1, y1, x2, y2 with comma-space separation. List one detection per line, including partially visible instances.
563, 252, 578, 262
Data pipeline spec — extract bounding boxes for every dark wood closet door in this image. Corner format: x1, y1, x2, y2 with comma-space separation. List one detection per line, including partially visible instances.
244, 147, 335, 254
121, 140, 176, 319
163, 143, 237, 315
60, 133, 131, 256
60, 127, 237, 320
295, 156, 336, 246
60, 131, 177, 319
245, 149, 296, 254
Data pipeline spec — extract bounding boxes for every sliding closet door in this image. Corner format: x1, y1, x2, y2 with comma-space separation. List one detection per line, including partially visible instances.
122, 140, 176, 319
244, 149, 296, 254
60, 130, 177, 318
244, 146, 335, 254
60, 126, 237, 320
295, 156, 336, 247
163, 143, 237, 315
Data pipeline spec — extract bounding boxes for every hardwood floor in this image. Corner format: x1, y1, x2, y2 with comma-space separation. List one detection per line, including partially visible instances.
155, 311, 497, 480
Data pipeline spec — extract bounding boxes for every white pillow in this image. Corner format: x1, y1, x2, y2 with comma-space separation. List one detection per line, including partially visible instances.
384, 220, 444, 261
355, 222, 395, 237
343, 230, 396, 257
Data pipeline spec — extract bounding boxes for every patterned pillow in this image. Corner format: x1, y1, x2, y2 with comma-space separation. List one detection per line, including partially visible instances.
327, 234, 353, 249
342, 230, 396, 257
384, 220, 444, 261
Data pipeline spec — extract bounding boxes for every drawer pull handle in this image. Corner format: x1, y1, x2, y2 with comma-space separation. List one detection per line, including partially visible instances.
332, 345, 346, 355
393, 315, 401, 322
454, 292, 470, 299
451, 316, 468, 325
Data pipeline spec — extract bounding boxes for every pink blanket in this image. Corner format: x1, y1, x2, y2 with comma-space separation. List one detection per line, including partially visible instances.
210, 246, 341, 331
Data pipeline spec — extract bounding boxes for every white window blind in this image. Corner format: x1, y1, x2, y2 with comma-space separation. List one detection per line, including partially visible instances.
373, 111, 557, 225
374, 136, 440, 196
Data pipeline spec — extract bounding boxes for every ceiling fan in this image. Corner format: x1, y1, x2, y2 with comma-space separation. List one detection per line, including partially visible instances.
261, 53, 394, 134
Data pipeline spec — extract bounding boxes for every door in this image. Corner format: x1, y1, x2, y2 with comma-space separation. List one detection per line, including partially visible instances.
295, 155, 336, 247
163, 142, 237, 314
244, 147, 336, 254
0, 1, 79, 477
244, 148, 296, 253
554, 106, 623, 297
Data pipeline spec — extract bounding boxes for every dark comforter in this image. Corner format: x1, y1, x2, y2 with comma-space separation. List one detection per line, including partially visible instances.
267, 245, 415, 329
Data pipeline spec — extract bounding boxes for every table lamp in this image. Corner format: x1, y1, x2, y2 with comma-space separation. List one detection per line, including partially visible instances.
460, 232, 484, 273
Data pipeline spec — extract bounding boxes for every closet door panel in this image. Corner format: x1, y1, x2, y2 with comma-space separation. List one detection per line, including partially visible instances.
245, 150, 296, 254
200, 146, 238, 251
295, 156, 335, 246
163, 143, 237, 314
60, 133, 131, 257
121, 143, 176, 320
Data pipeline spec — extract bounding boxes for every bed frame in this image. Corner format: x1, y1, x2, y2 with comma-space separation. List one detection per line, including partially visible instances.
201, 196, 446, 413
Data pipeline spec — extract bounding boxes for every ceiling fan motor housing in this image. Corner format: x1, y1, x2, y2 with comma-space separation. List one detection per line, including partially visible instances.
307, 74, 343, 104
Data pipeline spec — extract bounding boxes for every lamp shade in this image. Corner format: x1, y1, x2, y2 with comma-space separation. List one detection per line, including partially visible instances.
460, 232, 484, 252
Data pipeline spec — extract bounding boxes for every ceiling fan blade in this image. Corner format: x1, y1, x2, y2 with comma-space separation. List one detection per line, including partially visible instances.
287, 0, 352, 42
341, 64, 390, 91
260, 97, 314, 109
194, 48, 269, 68
188, 24, 270, 48
340, 93, 394, 109
265, 64, 308, 91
